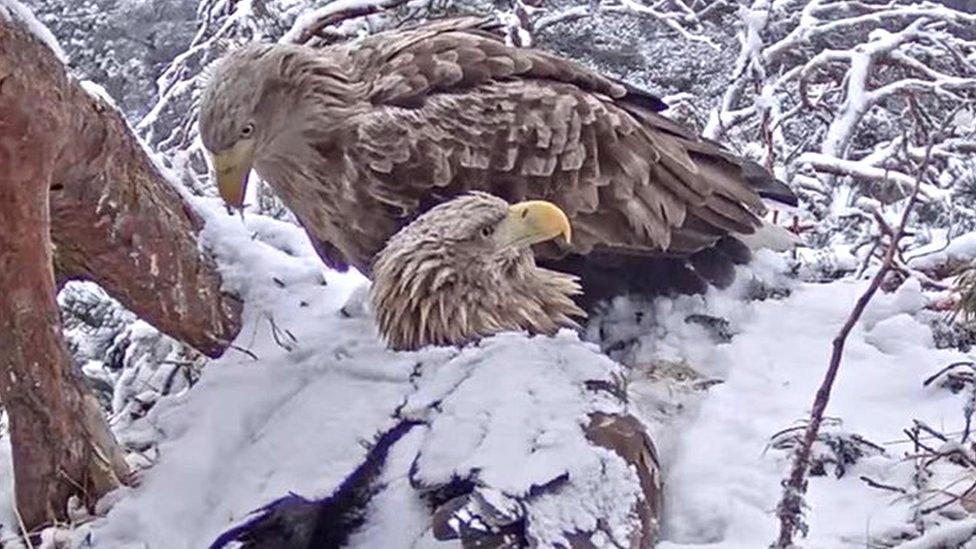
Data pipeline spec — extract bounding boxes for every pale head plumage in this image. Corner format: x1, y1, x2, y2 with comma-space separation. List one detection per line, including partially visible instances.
199, 44, 299, 153
371, 192, 585, 351
198, 43, 362, 209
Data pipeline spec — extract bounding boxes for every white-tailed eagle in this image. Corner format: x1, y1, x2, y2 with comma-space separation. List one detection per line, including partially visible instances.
200, 17, 797, 307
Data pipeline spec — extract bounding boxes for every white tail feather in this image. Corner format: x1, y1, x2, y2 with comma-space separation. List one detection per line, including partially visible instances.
737, 222, 801, 252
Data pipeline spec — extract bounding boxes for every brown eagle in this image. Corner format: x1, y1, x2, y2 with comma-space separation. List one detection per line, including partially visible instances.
199, 17, 797, 306
371, 192, 583, 350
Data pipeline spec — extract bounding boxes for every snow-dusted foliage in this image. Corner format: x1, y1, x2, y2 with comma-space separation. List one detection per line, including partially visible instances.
705, 1, 976, 272
23, 0, 197, 116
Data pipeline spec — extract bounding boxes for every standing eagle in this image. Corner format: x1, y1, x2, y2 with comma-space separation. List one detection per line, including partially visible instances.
200, 17, 797, 305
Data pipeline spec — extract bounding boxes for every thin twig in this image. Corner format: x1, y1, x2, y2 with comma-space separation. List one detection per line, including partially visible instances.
773, 97, 943, 548
914, 419, 951, 444
11, 490, 35, 549
266, 314, 298, 352
229, 344, 259, 360
920, 479, 976, 515
905, 427, 942, 455
923, 361, 976, 387
859, 475, 908, 494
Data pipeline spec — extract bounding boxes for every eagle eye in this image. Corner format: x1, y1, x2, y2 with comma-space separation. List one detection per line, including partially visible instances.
240, 122, 255, 139
480, 225, 494, 238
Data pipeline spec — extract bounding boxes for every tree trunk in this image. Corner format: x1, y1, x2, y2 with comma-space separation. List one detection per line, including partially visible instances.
1, 19, 242, 360
0, 13, 240, 532
0, 37, 131, 532
46, 76, 244, 358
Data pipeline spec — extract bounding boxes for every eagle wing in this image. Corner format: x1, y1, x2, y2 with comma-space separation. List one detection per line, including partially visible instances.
319, 18, 792, 272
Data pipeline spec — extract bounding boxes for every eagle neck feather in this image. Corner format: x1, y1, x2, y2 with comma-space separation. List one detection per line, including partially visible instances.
372, 244, 584, 351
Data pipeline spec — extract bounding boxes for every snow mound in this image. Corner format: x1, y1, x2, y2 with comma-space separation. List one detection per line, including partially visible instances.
865, 313, 933, 355
638, 275, 969, 548
72, 201, 653, 548
401, 332, 644, 546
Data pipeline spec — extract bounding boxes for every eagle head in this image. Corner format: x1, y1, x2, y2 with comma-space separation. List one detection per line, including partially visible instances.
371, 192, 586, 351
198, 44, 318, 209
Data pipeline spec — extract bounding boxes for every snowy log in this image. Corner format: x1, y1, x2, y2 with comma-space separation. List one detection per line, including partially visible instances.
0, 12, 242, 359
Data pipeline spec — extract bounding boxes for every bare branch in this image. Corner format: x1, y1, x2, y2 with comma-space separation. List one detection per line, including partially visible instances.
773, 99, 947, 548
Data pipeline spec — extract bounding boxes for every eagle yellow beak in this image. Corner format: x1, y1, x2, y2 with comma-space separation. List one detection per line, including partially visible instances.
210, 141, 255, 209
496, 200, 572, 249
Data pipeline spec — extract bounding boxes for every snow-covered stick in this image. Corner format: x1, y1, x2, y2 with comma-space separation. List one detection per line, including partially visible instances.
773, 101, 947, 547
530, 0, 717, 48
283, 0, 412, 44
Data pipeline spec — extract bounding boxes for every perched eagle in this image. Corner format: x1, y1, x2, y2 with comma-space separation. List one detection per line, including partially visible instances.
199, 17, 797, 306
371, 192, 583, 350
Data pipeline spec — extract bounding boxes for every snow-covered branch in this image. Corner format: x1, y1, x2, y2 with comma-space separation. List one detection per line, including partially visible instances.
800, 152, 937, 197
282, 0, 413, 44
604, 0, 719, 49
708, 0, 976, 259
507, 0, 722, 50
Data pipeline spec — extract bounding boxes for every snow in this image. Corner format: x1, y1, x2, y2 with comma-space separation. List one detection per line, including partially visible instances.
280, 0, 392, 43
898, 518, 976, 548
400, 333, 642, 546
909, 232, 976, 272
865, 313, 933, 355
0, 0, 67, 62
62, 199, 645, 548
8, 1, 976, 546
0, 436, 18, 547
26, 197, 967, 548
633, 274, 967, 548
80, 80, 121, 111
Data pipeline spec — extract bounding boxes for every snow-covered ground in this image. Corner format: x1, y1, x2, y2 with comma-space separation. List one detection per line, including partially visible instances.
5, 0, 976, 545
44, 200, 645, 548
646, 278, 966, 548
6, 197, 964, 548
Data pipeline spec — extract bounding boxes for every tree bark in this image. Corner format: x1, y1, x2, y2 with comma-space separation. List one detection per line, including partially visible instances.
1, 20, 241, 360
0, 36, 131, 533
46, 81, 244, 357
0, 14, 240, 532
